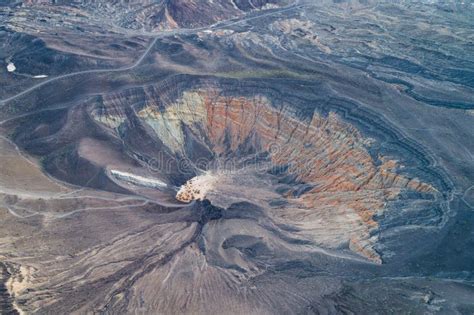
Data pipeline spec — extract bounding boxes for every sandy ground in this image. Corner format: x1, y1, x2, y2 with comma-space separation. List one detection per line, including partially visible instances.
0, 135, 69, 197
176, 173, 218, 202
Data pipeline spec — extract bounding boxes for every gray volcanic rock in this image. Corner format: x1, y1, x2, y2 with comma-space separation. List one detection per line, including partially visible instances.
0, 0, 473, 314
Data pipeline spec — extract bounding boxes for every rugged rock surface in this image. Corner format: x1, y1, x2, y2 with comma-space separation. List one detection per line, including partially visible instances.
133, 86, 441, 263
0, 0, 473, 314
22, 0, 288, 30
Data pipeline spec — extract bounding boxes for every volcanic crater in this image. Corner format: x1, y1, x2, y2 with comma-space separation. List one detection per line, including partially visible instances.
10, 78, 449, 268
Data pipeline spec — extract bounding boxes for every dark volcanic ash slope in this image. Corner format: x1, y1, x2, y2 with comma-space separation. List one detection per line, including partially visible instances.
0, 0, 473, 314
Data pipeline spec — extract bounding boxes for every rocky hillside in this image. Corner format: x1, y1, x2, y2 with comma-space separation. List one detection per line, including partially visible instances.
22, 0, 289, 30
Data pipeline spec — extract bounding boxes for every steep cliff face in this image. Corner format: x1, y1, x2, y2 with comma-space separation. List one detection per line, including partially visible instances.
127, 88, 439, 263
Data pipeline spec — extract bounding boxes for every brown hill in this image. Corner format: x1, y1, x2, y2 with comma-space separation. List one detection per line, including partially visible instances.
22, 0, 289, 30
